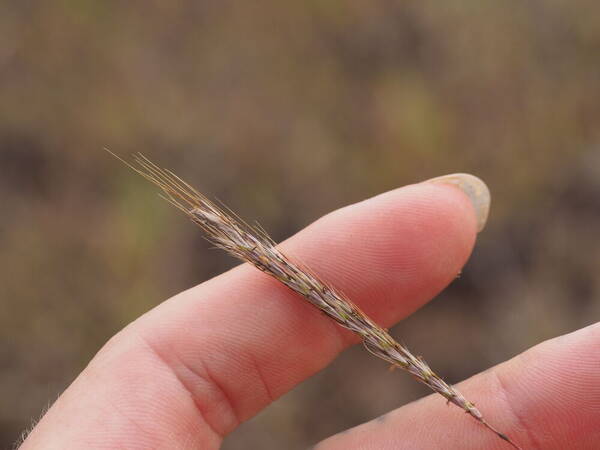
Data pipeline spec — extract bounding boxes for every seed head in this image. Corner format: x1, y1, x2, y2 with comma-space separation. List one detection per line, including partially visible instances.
109, 150, 522, 449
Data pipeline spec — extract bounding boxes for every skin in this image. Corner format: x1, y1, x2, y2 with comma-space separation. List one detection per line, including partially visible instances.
21, 182, 599, 449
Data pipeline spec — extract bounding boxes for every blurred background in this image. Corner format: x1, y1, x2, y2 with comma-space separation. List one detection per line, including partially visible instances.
1, 1, 600, 448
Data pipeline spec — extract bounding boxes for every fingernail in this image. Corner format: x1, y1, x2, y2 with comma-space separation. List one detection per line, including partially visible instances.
425, 173, 491, 232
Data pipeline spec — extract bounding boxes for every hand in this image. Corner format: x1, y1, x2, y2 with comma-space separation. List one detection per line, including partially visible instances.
21, 179, 599, 449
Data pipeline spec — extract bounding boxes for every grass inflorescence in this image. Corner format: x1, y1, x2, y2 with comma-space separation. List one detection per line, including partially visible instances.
110, 151, 521, 449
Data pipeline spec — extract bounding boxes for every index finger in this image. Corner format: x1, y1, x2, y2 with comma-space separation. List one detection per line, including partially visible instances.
22, 176, 485, 449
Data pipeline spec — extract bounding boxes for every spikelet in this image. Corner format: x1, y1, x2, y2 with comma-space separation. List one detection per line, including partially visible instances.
110, 151, 521, 449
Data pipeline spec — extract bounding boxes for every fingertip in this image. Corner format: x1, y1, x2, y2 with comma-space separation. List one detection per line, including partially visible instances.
424, 173, 491, 232
283, 180, 480, 310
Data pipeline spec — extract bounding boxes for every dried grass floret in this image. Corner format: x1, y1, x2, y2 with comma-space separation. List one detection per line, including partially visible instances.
110, 151, 521, 449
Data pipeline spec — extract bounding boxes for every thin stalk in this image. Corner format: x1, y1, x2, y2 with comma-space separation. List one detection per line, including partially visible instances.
109, 151, 521, 449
